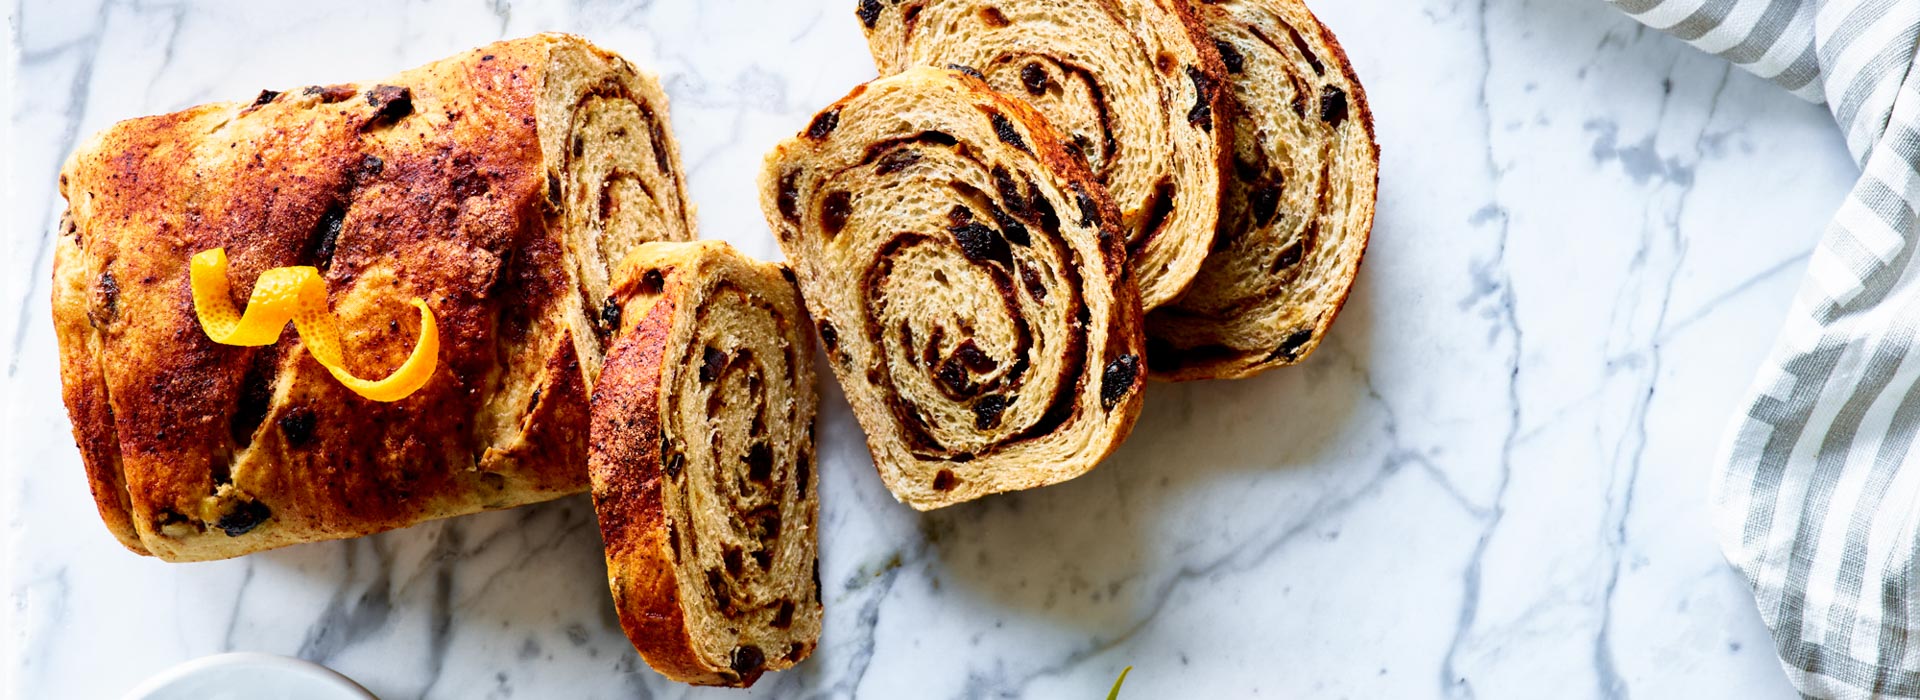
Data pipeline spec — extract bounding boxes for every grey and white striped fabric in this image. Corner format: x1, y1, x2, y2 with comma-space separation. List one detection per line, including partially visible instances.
1606, 0, 1920, 696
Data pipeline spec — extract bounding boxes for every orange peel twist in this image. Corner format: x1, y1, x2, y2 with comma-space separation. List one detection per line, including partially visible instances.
190, 247, 438, 402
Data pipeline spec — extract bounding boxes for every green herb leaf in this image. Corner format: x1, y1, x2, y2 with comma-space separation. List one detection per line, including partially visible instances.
1105, 666, 1132, 700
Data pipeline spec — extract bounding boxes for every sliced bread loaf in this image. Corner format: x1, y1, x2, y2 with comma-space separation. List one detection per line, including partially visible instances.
758, 66, 1145, 510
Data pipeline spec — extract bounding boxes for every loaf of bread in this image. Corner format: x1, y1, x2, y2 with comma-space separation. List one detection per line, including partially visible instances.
759, 67, 1146, 510
1147, 0, 1378, 379
858, 0, 1231, 311
52, 34, 696, 561
589, 241, 821, 687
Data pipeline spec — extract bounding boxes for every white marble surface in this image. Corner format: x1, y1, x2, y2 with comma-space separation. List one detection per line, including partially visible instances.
0, 0, 1863, 697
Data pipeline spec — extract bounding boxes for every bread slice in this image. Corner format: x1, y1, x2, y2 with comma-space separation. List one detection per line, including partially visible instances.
50, 34, 696, 561
589, 241, 821, 687
758, 66, 1146, 510
858, 0, 1231, 311
1147, 0, 1378, 380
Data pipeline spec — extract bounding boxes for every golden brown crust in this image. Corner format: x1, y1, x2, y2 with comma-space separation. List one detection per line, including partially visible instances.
591, 288, 712, 683
51, 221, 142, 553
52, 33, 693, 560
488, 330, 595, 497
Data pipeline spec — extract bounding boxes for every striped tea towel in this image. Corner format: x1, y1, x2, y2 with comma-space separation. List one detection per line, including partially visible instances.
1606, 1, 1920, 697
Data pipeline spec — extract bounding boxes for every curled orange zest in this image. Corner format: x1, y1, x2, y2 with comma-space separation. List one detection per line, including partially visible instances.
191, 247, 438, 402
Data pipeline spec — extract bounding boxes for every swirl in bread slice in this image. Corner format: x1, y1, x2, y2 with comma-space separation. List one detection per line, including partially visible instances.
859, 0, 1231, 310
759, 67, 1145, 510
1148, 0, 1378, 380
590, 241, 821, 687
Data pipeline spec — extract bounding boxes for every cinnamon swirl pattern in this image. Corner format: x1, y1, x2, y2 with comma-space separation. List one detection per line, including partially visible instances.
553, 37, 699, 386
589, 241, 821, 687
1148, 0, 1378, 380
759, 67, 1145, 510
859, 0, 1231, 311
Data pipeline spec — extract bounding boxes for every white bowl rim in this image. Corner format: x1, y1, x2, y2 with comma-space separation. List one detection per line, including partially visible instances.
121, 651, 376, 700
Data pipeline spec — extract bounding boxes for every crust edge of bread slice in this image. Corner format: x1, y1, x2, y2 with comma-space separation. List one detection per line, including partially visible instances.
589, 240, 822, 687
